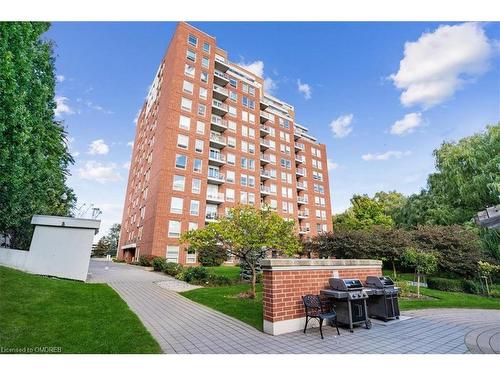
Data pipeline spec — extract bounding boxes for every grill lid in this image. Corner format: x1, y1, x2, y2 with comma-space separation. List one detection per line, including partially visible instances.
365, 276, 395, 288
329, 278, 363, 291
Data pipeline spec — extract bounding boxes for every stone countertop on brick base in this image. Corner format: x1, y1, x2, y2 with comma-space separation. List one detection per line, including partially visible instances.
261, 258, 382, 270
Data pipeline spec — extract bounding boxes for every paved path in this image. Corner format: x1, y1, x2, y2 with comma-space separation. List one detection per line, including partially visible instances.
87, 260, 500, 354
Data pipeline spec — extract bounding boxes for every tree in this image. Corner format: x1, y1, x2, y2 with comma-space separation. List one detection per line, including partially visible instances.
104, 223, 121, 256
182, 206, 301, 298
93, 237, 111, 257
0, 22, 75, 249
398, 124, 500, 227
374, 191, 407, 221
333, 194, 394, 230
401, 248, 437, 298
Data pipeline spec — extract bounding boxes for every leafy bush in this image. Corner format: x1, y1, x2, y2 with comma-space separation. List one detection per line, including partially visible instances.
175, 266, 232, 286
462, 279, 480, 295
207, 274, 232, 286
196, 246, 228, 267
395, 280, 411, 298
151, 257, 166, 272
139, 255, 156, 266
427, 277, 464, 292
163, 262, 184, 277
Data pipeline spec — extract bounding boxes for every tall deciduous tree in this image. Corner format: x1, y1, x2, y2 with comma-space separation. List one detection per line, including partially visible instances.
333, 194, 394, 230
0, 22, 75, 249
182, 206, 302, 298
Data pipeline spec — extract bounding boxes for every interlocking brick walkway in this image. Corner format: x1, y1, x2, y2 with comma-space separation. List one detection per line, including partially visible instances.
87, 260, 500, 354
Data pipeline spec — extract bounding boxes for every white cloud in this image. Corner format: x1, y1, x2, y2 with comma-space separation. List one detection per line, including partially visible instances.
327, 159, 339, 170
362, 150, 412, 161
330, 114, 354, 138
297, 79, 312, 100
239, 59, 277, 95
126, 141, 134, 148
78, 161, 122, 183
390, 112, 423, 135
88, 139, 109, 155
86, 100, 113, 114
56, 75, 65, 82
122, 161, 131, 170
54, 96, 74, 117
390, 22, 494, 109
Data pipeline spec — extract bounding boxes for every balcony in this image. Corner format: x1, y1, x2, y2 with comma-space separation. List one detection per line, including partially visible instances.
210, 132, 226, 149
207, 170, 225, 184
297, 196, 308, 205
260, 153, 272, 165
260, 124, 271, 137
260, 185, 271, 196
260, 98, 270, 110
205, 212, 219, 222
211, 114, 228, 132
208, 151, 226, 166
298, 227, 310, 235
214, 70, 229, 86
212, 99, 228, 116
260, 169, 271, 180
297, 182, 307, 191
215, 57, 230, 72
294, 129, 303, 140
295, 142, 305, 151
260, 111, 271, 124
212, 84, 229, 101
206, 192, 225, 204
296, 168, 306, 177
298, 210, 309, 219
295, 155, 305, 164
260, 138, 271, 151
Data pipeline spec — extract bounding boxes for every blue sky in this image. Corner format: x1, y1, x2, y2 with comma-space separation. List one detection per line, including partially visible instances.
46, 22, 500, 237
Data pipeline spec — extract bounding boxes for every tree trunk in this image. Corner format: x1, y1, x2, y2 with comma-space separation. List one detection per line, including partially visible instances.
250, 266, 256, 299
392, 260, 397, 280
417, 272, 420, 298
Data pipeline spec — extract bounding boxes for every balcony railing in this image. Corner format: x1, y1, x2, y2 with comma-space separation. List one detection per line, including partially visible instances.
298, 210, 309, 218
297, 182, 307, 190
296, 168, 306, 177
214, 70, 229, 86
207, 170, 225, 182
260, 154, 272, 164
260, 169, 271, 179
260, 111, 271, 124
295, 142, 305, 151
295, 155, 305, 164
206, 192, 225, 203
297, 196, 308, 204
298, 227, 310, 234
209, 151, 226, 163
260, 185, 271, 195
211, 114, 228, 131
205, 212, 219, 221
213, 84, 229, 101
260, 124, 271, 135
212, 99, 228, 115
260, 138, 271, 150
210, 132, 227, 145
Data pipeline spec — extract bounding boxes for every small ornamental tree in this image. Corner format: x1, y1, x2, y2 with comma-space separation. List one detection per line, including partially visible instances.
182, 205, 301, 298
401, 247, 438, 298
93, 237, 111, 257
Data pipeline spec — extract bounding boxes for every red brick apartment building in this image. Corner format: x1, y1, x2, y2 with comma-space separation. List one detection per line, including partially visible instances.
118, 22, 332, 264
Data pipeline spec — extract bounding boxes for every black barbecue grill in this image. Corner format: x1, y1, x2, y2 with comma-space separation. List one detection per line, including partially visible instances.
364, 276, 400, 321
320, 278, 372, 332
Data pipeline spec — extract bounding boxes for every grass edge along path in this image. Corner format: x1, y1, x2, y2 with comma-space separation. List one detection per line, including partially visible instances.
0, 266, 162, 354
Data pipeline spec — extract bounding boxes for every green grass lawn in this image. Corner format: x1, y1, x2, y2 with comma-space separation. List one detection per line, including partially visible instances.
206, 265, 241, 281
0, 266, 161, 354
181, 283, 263, 330
181, 281, 500, 332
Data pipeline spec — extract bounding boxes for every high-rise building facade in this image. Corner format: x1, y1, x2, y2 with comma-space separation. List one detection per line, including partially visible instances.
118, 22, 332, 263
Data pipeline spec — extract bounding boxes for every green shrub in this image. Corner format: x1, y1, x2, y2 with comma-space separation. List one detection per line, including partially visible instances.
175, 266, 232, 286
207, 274, 232, 286
395, 280, 411, 298
163, 262, 184, 277
151, 257, 166, 272
196, 246, 228, 267
139, 255, 156, 266
427, 277, 464, 292
462, 279, 480, 295
489, 289, 500, 299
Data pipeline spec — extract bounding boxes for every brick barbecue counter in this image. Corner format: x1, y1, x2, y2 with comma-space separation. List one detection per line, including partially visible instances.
261, 258, 382, 335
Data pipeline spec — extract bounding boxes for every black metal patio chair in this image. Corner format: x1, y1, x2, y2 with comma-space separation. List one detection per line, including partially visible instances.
302, 294, 340, 339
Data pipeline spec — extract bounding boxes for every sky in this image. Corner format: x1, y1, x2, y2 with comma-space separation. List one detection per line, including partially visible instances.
45, 22, 500, 239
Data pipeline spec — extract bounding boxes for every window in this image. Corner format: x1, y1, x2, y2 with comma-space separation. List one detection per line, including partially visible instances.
198, 103, 206, 117
248, 175, 255, 187
195, 139, 204, 153
168, 220, 181, 238
226, 188, 235, 202
240, 191, 247, 204
199, 87, 207, 100
181, 97, 192, 112
229, 91, 237, 102
240, 174, 247, 186
248, 143, 255, 154
184, 64, 195, 77
227, 136, 236, 148
172, 175, 185, 191
249, 113, 255, 124
193, 158, 202, 173
227, 153, 236, 165
248, 193, 255, 205
177, 134, 189, 149
229, 77, 238, 88
179, 115, 191, 130
190, 178, 201, 194
166, 245, 179, 263
226, 170, 235, 183
186, 248, 196, 264
202, 56, 209, 68
241, 141, 248, 153
249, 86, 255, 96
175, 154, 187, 169
242, 111, 248, 122
188, 222, 198, 231
187, 49, 196, 62
188, 34, 198, 46
170, 197, 183, 214
228, 106, 237, 117
183, 80, 193, 94
203, 42, 210, 53
190, 200, 200, 216
201, 71, 208, 83
228, 120, 236, 132
196, 121, 205, 135
242, 126, 248, 137
241, 156, 247, 169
